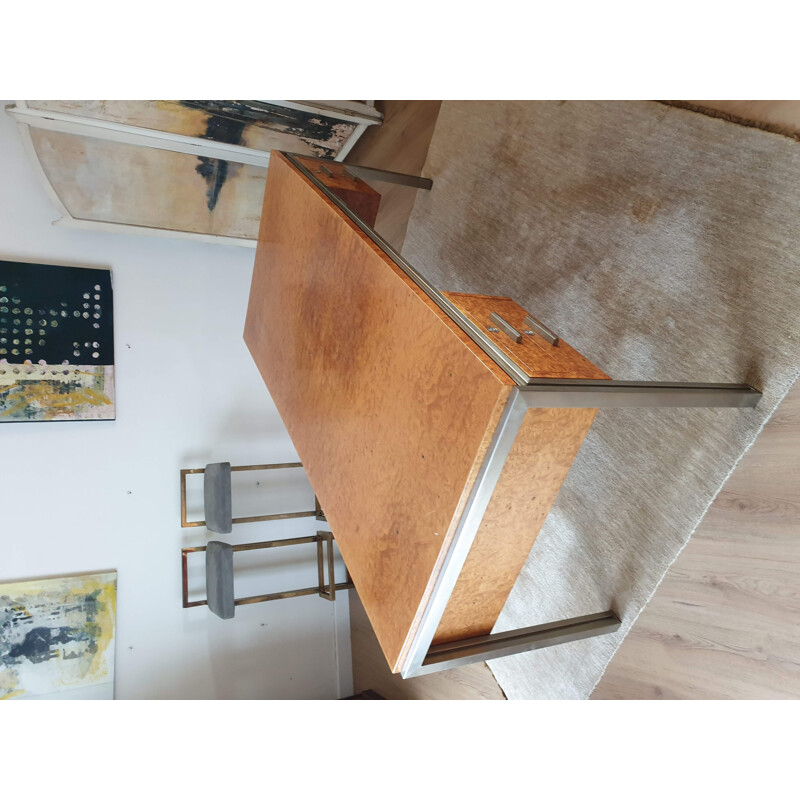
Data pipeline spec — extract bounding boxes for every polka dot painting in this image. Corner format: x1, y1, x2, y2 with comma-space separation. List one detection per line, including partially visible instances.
0, 260, 115, 422
0, 262, 112, 367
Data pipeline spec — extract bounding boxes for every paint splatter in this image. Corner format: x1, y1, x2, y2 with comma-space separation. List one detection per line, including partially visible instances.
180, 101, 357, 211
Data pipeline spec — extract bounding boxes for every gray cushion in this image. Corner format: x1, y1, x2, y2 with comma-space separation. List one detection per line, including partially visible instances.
204, 462, 232, 533
206, 541, 235, 620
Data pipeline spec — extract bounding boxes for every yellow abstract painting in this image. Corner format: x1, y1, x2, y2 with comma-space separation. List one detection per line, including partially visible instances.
0, 571, 117, 700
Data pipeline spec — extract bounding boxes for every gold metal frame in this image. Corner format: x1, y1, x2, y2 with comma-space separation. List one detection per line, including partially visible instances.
181, 532, 353, 610
179, 462, 318, 528
317, 531, 337, 600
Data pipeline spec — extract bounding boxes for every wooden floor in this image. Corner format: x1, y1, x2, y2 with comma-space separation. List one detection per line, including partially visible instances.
593, 383, 800, 699
346, 100, 800, 700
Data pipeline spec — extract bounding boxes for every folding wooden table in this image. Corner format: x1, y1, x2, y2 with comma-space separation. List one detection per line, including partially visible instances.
244, 152, 761, 678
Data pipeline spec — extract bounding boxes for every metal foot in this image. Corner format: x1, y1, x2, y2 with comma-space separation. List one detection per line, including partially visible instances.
404, 610, 621, 678
343, 163, 433, 190
285, 151, 432, 190
520, 379, 762, 408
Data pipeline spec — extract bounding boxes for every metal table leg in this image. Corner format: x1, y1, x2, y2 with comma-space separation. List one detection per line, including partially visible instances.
406, 610, 621, 678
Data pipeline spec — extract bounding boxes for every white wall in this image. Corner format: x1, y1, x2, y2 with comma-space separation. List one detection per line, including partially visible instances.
0, 103, 352, 699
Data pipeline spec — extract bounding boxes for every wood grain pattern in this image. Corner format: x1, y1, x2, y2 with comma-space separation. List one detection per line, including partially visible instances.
294, 156, 381, 228
245, 152, 513, 672
349, 100, 800, 698
444, 293, 609, 380
434, 406, 600, 643
343, 101, 506, 696
434, 296, 608, 643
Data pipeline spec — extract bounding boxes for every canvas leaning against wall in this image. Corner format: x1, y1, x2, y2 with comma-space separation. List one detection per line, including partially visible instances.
7, 100, 382, 245
0, 260, 115, 421
0, 571, 117, 700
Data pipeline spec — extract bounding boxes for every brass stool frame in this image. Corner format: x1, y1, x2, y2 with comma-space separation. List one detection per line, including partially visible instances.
180, 462, 323, 528
182, 531, 353, 611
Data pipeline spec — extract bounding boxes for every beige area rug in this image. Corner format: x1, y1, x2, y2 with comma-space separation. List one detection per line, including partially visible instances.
401, 101, 800, 699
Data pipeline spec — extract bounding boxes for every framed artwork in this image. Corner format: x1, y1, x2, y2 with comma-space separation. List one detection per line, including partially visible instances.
0, 571, 117, 700
6, 100, 383, 246
0, 260, 115, 422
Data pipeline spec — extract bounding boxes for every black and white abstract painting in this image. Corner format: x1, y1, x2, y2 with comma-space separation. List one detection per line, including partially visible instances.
0, 260, 115, 422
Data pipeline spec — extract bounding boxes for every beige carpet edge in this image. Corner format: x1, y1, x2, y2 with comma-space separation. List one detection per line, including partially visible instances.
659, 101, 800, 142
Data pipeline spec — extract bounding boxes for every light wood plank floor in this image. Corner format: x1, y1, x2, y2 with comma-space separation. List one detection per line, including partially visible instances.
347, 100, 800, 700
593, 383, 800, 699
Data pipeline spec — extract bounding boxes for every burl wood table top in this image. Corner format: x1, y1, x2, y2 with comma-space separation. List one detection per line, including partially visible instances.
244, 153, 524, 671
244, 153, 608, 674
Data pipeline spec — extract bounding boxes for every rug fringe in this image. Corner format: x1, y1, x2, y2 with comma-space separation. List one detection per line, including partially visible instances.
658, 101, 800, 142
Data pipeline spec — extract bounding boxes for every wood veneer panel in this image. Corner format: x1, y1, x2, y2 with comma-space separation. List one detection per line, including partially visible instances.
244, 153, 513, 672
435, 294, 609, 644
434, 406, 599, 643
444, 293, 609, 380
294, 156, 381, 228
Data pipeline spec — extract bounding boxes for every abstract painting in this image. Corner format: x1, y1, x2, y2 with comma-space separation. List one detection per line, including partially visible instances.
11, 100, 377, 244
0, 571, 117, 700
0, 260, 115, 422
